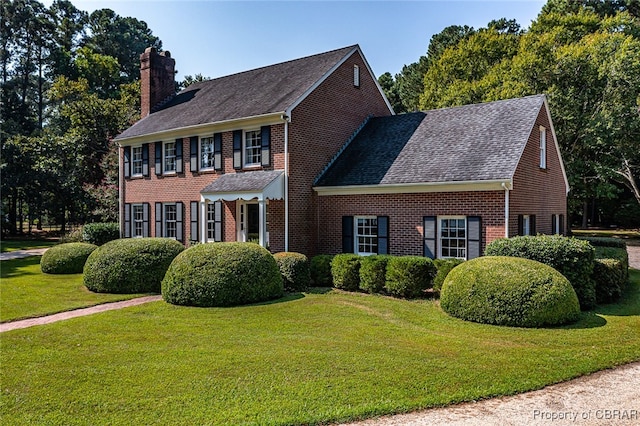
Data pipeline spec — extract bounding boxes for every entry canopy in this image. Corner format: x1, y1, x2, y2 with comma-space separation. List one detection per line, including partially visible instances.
200, 170, 284, 202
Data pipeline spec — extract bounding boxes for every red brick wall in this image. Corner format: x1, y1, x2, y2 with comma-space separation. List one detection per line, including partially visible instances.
509, 104, 567, 236
288, 50, 392, 255
316, 191, 505, 256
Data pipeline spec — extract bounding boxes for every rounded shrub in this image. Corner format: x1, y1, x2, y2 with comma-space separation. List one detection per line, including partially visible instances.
385, 256, 436, 298
310, 254, 334, 286
40, 242, 98, 274
359, 255, 392, 294
433, 258, 465, 292
485, 235, 596, 310
331, 254, 361, 291
83, 238, 184, 294
441, 256, 580, 327
593, 246, 629, 304
82, 222, 120, 246
274, 252, 311, 292
162, 242, 283, 307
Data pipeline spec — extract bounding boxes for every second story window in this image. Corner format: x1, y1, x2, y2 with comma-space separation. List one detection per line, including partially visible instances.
353, 64, 360, 87
200, 136, 215, 170
244, 130, 261, 166
164, 141, 176, 173
131, 146, 143, 176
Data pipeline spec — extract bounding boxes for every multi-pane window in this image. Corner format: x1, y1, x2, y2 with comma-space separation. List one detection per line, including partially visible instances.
244, 130, 261, 166
164, 141, 176, 173
440, 217, 466, 259
133, 204, 144, 237
132, 146, 143, 176
200, 136, 215, 170
164, 204, 177, 238
522, 215, 531, 236
353, 64, 360, 87
206, 203, 216, 241
355, 216, 377, 255
539, 126, 547, 169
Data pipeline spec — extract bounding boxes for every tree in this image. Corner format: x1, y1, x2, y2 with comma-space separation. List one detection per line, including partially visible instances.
377, 72, 402, 113
178, 73, 211, 90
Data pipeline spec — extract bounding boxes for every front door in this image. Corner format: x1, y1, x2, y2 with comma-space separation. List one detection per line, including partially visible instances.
237, 201, 262, 243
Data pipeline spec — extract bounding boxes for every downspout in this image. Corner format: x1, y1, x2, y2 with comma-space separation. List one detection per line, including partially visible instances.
502, 182, 510, 238
283, 114, 291, 251
118, 143, 124, 238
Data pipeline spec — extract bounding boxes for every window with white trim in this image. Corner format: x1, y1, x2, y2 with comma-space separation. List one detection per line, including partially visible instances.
206, 203, 216, 241
539, 126, 547, 169
164, 204, 177, 238
439, 217, 466, 259
200, 136, 215, 170
133, 204, 144, 237
131, 146, 143, 176
164, 141, 176, 173
353, 64, 360, 87
523, 215, 531, 236
355, 216, 377, 255
244, 130, 261, 166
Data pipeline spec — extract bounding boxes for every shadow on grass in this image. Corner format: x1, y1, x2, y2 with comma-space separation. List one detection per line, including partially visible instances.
0, 256, 42, 279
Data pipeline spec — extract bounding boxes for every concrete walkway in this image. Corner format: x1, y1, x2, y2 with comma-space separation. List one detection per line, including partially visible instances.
0, 247, 48, 260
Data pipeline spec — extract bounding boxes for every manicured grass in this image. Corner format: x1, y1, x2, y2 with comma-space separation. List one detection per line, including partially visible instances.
0, 239, 58, 253
0, 257, 149, 322
1, 271, 639, 425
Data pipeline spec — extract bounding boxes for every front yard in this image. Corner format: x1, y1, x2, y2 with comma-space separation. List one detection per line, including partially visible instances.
1, 268, 639, 425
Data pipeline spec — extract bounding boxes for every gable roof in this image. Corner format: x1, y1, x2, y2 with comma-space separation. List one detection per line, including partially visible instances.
116, 45, 386, 141
315, 95, 556, 191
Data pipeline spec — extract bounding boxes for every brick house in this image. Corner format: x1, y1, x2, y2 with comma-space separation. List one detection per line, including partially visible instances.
115, 45, 568, 260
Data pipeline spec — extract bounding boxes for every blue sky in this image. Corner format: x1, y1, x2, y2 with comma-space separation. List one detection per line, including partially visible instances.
45, 1, 546, 80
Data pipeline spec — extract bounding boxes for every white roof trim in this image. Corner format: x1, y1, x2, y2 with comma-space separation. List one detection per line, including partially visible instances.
201, 172, 284, 202
542, 95, 570, 194
313, 179, 512, 196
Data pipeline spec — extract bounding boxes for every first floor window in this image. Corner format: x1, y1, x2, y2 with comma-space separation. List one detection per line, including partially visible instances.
165, 204, 177, 238
439, 217, 466, 259
244, 130, 261, 166
164, 141, 176, 173
132, 146, 143, 176
200, 136, 214, 169
355, 216, 378, 255
133, 204, 144, 237
523, 215, 531, 236
207, 203, 216, 241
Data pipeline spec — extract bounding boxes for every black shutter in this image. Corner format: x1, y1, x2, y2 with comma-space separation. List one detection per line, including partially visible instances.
214, 133, 222, 171
142, 203, 150, 237
155, 202, 163, 236
190, 136, 198, 172
517, 215, 524, 236
175, 139, 183, 173
531, 215, 537, 235
142, 144, 149, 177
342, 216, 354, 253
551, 214, 557, 234
124, 203, 131, 238
261, 125, 271, 167
176, 202, 184, 242
190, 201, 199, 242
559, 214, 565, 235
377, 216, 389, 255
467, 216, 482, 260
123, 146, 131, 178
233, 130, 242, 169
423, 216, 436, 259
155, 143, 162, 175
214, 201, 223, 242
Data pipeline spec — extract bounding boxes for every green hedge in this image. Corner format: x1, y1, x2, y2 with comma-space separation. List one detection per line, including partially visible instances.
310, 255, 334, 286
433, 258, 465, 292
359, 255, 392, 294
593, 246, 629, 304
274, 252, 311, 292
441, 256, 580, 327
40, 242, 97, 274
577, 236, 627, 249
162, 242, 283, 307
485, 235, 596, 310
331, 254, 361, 291
84, 238, 184, 293
384, 256, 436, 298
82, 222, 120, 246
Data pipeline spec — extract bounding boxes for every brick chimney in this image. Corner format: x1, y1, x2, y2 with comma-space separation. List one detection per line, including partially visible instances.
140, 47, 175, 118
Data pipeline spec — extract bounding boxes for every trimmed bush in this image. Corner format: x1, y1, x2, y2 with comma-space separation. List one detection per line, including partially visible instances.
359, 255, 392, 294
593, 246, 629, 304
162, 242, 283, 307
310, 255, 334, 286
84, 238, 184, 294
385, 256, 436, 298
331, 254, 361, 291
274, 252, 311, 292
441, 256, 580, 327
82, 222, 120, 246
40, 242, 98, 274
577, 236, 627, 249
433, 258, 465, 292
485, 235, 596, 310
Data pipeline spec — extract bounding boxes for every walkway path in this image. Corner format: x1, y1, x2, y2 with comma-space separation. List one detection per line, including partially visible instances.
0, 247, 48, 260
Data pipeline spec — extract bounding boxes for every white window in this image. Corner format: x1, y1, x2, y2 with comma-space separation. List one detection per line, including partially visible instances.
164, 141, 176, 173
131, 146, 143, 176
206, 203, 216, 241
353, 64, 360, 87
439, 217, 466, 259
539, 126, 547, 169
523, 215, 531, 236
164, 204, 177, 238
133, 204, 144, 237
200, 136, 215, 170
355, 216, 377, 255
244, 130, 261, 166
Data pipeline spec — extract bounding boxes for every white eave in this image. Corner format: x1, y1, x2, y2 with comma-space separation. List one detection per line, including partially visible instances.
313, 179, 513, 196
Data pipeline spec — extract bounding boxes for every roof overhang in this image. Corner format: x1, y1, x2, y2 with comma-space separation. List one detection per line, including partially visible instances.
201, 170, 284, 202
313, 179, 513, 196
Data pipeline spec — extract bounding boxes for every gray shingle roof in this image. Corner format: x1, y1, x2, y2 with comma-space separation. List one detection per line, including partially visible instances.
314, 95, 545, 187
116, 45, 358, 140
201, 170, 283, 194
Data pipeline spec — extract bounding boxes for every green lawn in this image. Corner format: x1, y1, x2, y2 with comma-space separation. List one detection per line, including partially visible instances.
0, 239, 58, 253
0, 257, 149, 322
1, 271, 639, 425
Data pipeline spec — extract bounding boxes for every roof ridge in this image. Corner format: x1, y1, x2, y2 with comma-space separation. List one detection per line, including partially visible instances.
420, 94, 545, 114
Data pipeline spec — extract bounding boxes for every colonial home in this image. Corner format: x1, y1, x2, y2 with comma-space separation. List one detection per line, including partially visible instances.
115, 45, 568, 260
